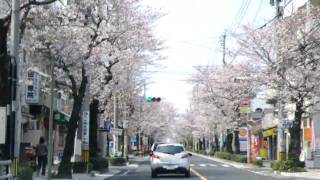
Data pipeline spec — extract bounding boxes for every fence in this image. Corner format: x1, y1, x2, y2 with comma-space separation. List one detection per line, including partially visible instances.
0, 160, 12, 180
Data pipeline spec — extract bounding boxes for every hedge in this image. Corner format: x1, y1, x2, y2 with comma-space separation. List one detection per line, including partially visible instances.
214, 152, 247, 163
253, 160, 263, 167
109, 157, 127, 166
271, 160, 306, 172
18, 165, 34, 180
72, 162, 93, 173
90, 157, 109, 171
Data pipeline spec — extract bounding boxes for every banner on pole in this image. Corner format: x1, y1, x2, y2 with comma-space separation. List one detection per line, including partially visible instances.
82, 111, 90, 150
0, 107, 6, 144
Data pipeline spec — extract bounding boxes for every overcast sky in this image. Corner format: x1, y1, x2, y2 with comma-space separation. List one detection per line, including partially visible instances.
144, 0, 275, 113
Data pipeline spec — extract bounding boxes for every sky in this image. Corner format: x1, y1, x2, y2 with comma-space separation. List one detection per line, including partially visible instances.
144, 0, 275, 113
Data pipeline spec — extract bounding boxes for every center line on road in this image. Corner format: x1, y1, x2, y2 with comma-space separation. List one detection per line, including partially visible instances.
190, 168, 208, 180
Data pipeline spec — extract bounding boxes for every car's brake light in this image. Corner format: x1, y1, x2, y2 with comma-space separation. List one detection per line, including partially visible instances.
181, 153, 189, 159
152, 153, 160, 159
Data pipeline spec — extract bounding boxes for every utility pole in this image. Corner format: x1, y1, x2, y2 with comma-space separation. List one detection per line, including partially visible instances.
10, 0, 20, 178
47, 53, 54, 180
220, 31, 227, 66
272, 0, 286, 161
82, 74, 90, 172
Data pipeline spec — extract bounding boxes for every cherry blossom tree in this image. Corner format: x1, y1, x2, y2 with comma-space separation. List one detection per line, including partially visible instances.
237, 5, 320, 160
187, 63, 257, 153
22, 0, 163, 177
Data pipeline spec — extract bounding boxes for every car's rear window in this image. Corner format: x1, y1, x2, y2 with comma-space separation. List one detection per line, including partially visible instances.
156, 145, 184, 154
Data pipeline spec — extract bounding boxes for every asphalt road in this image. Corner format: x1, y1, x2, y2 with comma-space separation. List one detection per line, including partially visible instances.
108, 155, 309, 180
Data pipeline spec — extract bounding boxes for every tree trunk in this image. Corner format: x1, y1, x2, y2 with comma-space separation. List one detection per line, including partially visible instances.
226, 131, 233, 154
0, 18, 10, 106
0, 18, 10, 160
214, 134, 220, 152
234, 130, 240, 154
58, 74, 88, 178
89, 99, 99, 158
288, 97, 303, 161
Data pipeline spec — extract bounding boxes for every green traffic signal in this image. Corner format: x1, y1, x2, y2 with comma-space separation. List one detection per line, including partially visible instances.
146, 97, 161, 102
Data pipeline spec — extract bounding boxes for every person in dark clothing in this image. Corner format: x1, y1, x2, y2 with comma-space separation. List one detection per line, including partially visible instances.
36, 137, 48, 176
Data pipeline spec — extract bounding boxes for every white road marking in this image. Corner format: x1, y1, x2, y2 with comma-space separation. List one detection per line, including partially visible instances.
190, 164, 195, 166
209, 164, 217, 167
222, 164, 230, 167
199, 164, 207, 167
128, 164, 139, 168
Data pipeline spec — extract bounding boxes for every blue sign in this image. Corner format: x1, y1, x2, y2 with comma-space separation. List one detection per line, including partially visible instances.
131, 136, 137, 143
104, 121, 113, 132
282, 120, 291, 129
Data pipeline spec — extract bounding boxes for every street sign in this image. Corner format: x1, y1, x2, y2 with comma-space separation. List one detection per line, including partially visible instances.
240, 107, 251, 113
82, 111, 90, 150
110, 128, 123, 136
282, 119, 291, 129
0, 107, 6, 144
104, 121, 113, 132
26, 71, 41, 104
123, 120, 128, 129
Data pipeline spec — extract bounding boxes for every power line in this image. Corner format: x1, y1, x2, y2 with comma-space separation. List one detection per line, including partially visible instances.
229, 0, 252, 33
229, 0, 248, 32
258, 0, 293, 29
252, 0, 263, 24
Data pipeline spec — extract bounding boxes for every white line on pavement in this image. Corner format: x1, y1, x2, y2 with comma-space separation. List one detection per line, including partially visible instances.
209, 164, 217, 167
222, 164, 230, 167
190, 164, 195, 166
199, 164, 207, 167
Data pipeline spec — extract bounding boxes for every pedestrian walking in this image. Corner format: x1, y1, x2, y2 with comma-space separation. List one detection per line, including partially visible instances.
36, 137, 48, 176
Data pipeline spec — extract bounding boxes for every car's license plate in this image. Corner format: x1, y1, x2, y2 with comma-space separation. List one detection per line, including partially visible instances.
164, 165, 178, 170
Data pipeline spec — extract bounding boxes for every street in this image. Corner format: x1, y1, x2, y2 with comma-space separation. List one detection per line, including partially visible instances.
108, 155, 309, 180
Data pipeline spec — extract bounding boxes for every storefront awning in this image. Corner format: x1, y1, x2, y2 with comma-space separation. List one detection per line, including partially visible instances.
54, 111, 70, 124
263, 128, 277, 137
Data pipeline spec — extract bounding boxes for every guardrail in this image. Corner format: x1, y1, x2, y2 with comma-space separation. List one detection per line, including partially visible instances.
0, 160, 12, 180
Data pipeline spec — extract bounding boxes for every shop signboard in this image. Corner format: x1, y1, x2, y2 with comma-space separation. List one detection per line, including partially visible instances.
304, 128, 312, 141
239, 127, 248, 152
240, 141, 247, 152
239, 127, 248, 141
110, 128, 123, 136
26, 71, 41, 104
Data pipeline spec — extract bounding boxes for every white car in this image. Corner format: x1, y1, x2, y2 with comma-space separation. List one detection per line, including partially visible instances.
150, 143, 192, 178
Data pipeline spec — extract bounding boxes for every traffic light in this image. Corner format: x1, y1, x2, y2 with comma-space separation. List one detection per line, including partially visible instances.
146, 97, 161, 102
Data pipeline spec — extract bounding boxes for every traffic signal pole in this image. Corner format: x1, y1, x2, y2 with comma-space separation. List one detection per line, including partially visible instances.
113, 90, 118, 156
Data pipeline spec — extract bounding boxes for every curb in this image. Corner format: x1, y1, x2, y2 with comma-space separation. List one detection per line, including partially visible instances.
273, 171, 320, 179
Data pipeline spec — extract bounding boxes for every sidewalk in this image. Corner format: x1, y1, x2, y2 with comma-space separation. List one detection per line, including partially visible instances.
33, 168, 121, 180
191, 152, 320, 179
33, 155, 145, 180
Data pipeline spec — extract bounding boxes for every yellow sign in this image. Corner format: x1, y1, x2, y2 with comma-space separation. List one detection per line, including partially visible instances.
240, 107, 251, 113
82, 150, 89, 162
239, 128, 247, 137
263, 140, 269, 149
304, 128, 312, 141
260, 149, 267, 159
263, 128, 277, 137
